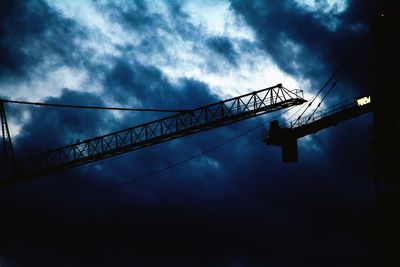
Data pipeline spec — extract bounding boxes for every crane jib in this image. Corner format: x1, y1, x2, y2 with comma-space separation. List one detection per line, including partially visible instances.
0, 84, 306, 186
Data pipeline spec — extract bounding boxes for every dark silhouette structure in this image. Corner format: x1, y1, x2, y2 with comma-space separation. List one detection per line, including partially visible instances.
0, 84, 306, 186
1, 10, 397, 266
0, 101, 14, 179
372, 12, 400, 267
263, 96, 373, 162
0, 101, 14, 162
263, 10, 400, 266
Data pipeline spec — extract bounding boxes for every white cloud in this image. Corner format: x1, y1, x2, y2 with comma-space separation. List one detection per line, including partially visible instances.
293, 0, 348, 31
181, 0, 255, 40
1, 66, 96, 101
190, 156, 220, 169
294, 0, 348, 14
0, 109, 30, 138
131, 1, 308, 99
4, 0, 311, 140
47, 0, 126, 57
299, 135, 324, 152
43, 0, 308, 101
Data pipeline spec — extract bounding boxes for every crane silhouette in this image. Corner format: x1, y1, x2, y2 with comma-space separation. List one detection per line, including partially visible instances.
0, 84, 306, 186
1, 12, 399, 267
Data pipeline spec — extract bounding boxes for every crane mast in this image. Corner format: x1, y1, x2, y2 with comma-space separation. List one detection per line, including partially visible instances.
0, 101, 14, 162
0, 84, 306, 186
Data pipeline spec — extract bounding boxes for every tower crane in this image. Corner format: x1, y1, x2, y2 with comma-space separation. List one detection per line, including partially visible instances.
0, 84, 306, 187
0, 10, 397, 267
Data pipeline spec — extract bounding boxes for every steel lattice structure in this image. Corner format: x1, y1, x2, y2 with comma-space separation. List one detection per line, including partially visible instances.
0, 84, 306, 186
0, 101, 14, 162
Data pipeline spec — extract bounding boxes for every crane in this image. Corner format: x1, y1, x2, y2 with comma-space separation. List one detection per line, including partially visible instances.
0, 11, 397, 267
263, 95, 373, 162
0, 83, 306, 187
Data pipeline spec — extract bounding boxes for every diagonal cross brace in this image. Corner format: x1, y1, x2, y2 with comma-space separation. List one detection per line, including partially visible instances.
1, 84, 306, 186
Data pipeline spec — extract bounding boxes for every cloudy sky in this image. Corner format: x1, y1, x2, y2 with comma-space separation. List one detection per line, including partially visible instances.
0, 0, 380, 266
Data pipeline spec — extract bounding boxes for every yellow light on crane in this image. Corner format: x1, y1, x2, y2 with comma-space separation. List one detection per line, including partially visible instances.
356, 96, 371, 106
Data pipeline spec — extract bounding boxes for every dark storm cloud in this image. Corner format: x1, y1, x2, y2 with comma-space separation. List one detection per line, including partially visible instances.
96, 0, 238, 76
207, 36, 239, 65
0, 0, 89, 82
230, 0, 379, 97
97, 0, 194, 40
12, 89, 110, 157
104, 58, 217, 108
0, 0, 378, 266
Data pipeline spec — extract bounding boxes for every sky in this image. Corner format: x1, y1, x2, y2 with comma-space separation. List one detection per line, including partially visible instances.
0, 0, 380, 266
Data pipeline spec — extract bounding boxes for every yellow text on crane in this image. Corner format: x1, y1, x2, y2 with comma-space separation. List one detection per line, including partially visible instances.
356, 96, 371, 106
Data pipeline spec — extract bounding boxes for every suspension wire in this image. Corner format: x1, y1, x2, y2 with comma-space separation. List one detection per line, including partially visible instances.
304, 35, 370, 123
82, 126, 260, 198
0, 99, 189, 113
305, 68, 347, 123
291, 32, 370, 128
81, 106, 298, 198
281, 101, 310, 127
274, 85, 327, 129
